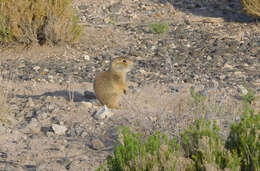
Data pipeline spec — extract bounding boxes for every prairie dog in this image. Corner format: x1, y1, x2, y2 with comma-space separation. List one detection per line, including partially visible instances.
94, 57, 134, 108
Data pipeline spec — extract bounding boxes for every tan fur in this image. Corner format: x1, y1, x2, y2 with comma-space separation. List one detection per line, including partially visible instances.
94, 57, 134, 108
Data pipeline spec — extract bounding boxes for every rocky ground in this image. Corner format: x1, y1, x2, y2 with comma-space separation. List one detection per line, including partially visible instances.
0, 0, 259, 170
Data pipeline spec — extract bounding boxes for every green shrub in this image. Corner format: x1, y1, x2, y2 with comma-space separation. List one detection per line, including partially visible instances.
242, 88, 257, 113
97, 127, 194, 171
189, 87, 207, 116
243, 88, 256, 104
226, 109, 260, 171
190, 88, 206, 105
98, 109, 259, 170
148, 22, 169, 34
241, 0, 260, 17
0, 0, 82, 45
181, 119, 240, 171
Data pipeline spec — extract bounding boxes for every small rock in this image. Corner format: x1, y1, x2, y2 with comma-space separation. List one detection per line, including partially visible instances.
27, 97, 34, 107
148, 116, 157, 122
207, 56, 212, 60
91, 138, 105, 150
81, 15, 87, 22
48, 75, 54, 82
33, 66, 40, 71
219, 75, 226, 80
235, 116, 240, 121
94, 105, 113, 119
48, 104, 56, 112
238, 85, 248, 95
18, 64, 26, 68
68, 123, 85, 137
223, 63, 233, 69
82, 54, 90, 60
52, 124, 67, 135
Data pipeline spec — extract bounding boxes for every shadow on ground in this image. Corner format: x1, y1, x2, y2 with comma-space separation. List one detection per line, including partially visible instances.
16, 90, 96, 102
156, 0, 255, 22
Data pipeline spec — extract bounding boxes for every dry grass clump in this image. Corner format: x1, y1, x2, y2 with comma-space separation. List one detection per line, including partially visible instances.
241, 0, 260, 17
0, 0, 82, 46
0, 85, 11, 125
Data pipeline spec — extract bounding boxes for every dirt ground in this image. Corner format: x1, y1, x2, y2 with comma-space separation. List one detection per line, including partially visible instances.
0, 0, 259, 170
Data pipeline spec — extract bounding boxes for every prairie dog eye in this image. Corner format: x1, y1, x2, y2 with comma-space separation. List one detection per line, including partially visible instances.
122, 59, 127, 63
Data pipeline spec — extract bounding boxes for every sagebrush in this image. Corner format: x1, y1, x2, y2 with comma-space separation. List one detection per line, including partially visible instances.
97, 127, 194, 171
226, 109, 260, 171
148, 22, 169, 34
98, 109, 260, 170
0, 0, 82, 45
181, 119, 240, 171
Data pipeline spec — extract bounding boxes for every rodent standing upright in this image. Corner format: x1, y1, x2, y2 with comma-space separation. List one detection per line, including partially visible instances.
94, 57, 134, 109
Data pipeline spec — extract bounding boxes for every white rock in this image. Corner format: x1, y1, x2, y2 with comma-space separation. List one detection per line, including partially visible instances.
94, 105, 113, 119
223, 63, 233, 69
207, 56, 212, 60
52, 124, 67, 135
81, 16, 87, 22
27, 97, 34, 107
219, 75, 226, 80
235, 116, 240, 121
82, 54, 90, 60
33, 66, 40, 71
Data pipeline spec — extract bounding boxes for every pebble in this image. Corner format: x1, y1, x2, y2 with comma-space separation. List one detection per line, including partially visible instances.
81, 15, 87, 22
48, 104, 56, 112
91, 138, 105, 150
82, 54, 90, 60
52, 124, 67, 135
219, 75, 226, 80
27, 97, 34, 107
18, 64, 26, 68
94, 105, 113, 119
33, 66, 41, 71
223, 63, 233, 69
235, 116, 240, 121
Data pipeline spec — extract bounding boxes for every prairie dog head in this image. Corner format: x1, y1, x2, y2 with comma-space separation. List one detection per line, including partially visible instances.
110, 57, 134, 73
